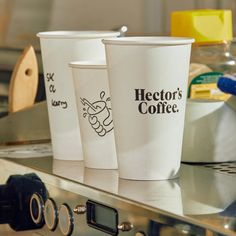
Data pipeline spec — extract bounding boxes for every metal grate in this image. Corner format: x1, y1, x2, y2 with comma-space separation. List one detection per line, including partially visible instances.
204, 162, 236, 175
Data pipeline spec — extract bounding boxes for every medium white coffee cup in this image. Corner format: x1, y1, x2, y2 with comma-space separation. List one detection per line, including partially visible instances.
37, 31, 120, 160
69, 61, 117, 169
103, 37, 194, 180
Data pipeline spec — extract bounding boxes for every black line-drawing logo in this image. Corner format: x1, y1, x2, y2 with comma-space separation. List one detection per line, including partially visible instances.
81, 91, 113, 137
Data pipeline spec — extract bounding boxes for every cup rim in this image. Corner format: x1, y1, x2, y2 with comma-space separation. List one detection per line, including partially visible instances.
102, 36, 195, 45
37, 31, 120, 39
69, 60, 106, 69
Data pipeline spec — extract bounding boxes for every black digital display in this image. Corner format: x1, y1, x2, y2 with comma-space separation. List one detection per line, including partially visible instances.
86, 200, 118, 235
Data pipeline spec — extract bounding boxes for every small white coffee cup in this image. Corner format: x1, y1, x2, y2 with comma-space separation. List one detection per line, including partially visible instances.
69, 61, 117, 169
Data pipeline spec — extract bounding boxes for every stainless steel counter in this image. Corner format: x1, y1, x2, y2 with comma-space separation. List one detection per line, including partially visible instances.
0, 143, 236, 235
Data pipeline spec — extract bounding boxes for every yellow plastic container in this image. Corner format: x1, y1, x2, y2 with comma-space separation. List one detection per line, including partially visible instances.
171, 9, 235, 100
171, 9, 232, 44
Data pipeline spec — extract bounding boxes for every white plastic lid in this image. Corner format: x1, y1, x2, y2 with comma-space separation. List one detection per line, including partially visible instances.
69, 60, 106, 69
102, 36, 195, 46
37, 31, 120, 39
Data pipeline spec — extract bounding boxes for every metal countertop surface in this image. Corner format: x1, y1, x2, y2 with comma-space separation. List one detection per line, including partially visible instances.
0, 143, 236, 235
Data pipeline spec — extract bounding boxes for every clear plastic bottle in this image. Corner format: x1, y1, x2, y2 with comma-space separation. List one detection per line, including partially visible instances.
171, 9, 236, 100
191, 41, 236, 73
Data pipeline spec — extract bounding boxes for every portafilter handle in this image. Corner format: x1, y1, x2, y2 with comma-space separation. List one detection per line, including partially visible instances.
0, 173, 47, 231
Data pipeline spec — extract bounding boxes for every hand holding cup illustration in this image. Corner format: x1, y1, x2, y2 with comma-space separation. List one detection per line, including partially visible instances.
81, 91, 113, 137
69, 61, 117, 169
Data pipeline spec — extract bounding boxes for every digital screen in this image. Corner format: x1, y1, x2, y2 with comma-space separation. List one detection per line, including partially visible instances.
94, 204, 117, 229
86, 200, 118, 235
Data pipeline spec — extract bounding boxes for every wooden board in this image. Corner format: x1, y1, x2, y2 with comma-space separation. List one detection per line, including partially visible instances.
8, 45, 38, 113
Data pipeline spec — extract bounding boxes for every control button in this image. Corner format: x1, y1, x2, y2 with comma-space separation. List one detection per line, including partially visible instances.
44, 198, 58, 231
30, 193, 45, 225
59, 204, 74, 236
118, 222, 133, 232
73, 205, 86, 215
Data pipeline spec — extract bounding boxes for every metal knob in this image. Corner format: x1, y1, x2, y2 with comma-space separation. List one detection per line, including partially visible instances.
44, 198, 58, 231
30, 193, 44, 226
59, 204, 74, 236
118, 221, 133, 232
73, 205, 86, 215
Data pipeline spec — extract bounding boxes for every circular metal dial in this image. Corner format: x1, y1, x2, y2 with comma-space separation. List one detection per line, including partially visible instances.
59, 203, 74, 236
44, 198, 58, 231
29, 193, 44, 225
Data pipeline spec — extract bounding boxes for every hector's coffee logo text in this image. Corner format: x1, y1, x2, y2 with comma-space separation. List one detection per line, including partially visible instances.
135, 88, 182, 114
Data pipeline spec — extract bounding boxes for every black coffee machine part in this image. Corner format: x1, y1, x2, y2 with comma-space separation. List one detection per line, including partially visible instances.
0, 173, 47, 231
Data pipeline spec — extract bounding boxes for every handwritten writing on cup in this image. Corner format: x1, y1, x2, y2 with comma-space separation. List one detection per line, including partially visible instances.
46, 72, 68, 110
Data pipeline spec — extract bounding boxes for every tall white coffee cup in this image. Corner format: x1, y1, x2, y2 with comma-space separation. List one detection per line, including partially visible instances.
103, 37, 194, 180
37, 31, 120, 160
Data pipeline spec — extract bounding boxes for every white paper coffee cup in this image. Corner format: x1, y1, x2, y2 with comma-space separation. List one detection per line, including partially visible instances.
103, 37, 194, 180
69, 61, 117, 169
37, 31, 120, 160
